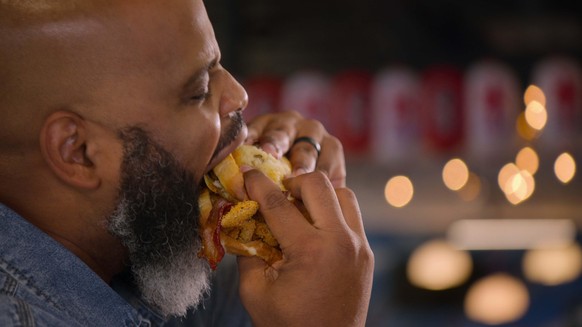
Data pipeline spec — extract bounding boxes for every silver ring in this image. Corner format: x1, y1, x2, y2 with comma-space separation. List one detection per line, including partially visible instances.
292, 136, 321, 156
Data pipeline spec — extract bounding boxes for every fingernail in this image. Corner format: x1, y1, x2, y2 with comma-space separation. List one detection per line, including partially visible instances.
293, 168, 308, 176
261, 143, 281, 158
240, 165, 253, 173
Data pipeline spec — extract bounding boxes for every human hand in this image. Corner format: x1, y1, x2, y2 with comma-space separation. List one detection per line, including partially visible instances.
245, 110, 346, 188
237, 169, 374, 327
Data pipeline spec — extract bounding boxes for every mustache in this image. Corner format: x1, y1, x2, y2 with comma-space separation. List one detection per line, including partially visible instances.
211, 110, 244, 160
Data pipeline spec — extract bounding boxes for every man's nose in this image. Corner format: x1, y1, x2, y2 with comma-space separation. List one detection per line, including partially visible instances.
219, 70, 248, 117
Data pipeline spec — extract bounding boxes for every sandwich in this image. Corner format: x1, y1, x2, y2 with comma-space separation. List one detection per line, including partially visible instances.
198, 144, 292, 270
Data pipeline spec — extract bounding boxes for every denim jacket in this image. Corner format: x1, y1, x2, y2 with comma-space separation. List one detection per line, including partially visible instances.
0, 203, 251, 327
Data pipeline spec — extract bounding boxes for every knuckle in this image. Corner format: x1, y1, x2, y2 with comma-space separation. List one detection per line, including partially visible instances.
360, 244, 375, 273
303, 170, 332, 187
338, 235, 359, 257
263, 189, 290, 211
303, 118, 325, 132
291, 231, 374, 273
326, 136, 344, 154
365, 244, 375, 268
358, 237, 374, 261
336, 187, 356, 201
302, 169, 339, 191
285, 110, 303, 120
339, 234, 375, 269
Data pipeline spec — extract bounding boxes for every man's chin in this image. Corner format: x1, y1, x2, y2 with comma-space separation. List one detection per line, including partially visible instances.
134, 247, 212, 317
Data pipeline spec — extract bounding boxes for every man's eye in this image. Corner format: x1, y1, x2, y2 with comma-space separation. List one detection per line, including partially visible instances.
191, 90, 211, 102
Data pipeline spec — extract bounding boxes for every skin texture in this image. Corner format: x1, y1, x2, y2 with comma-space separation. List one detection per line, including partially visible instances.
240, 170, 373, 326
0, 0, 374, 324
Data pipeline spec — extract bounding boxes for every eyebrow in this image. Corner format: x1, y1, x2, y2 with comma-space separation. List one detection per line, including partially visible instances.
181, 57, 219, 92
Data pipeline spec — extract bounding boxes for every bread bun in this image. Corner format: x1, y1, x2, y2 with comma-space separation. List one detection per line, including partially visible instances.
198, 145, 291, 269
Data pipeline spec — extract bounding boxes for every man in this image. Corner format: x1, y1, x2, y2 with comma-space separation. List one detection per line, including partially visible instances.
0, 0, 374, 326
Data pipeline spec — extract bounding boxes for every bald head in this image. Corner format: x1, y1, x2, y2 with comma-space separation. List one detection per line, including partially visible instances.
0, 0, 92, 18
0, 0, 226, 204
0, 0, 109, 150
0, 0, 213, 150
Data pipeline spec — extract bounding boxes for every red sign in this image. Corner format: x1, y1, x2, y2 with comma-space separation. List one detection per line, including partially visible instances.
420, 65, 464, 152
533, 57, 582, 148
329, 70, 372, 155
280, 71, 332, 130
370, 67, 421, 162
464, 60, 520, 158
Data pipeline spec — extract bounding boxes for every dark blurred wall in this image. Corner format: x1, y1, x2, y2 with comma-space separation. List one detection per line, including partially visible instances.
205, 0, 582, 80
204, 2, 582, 326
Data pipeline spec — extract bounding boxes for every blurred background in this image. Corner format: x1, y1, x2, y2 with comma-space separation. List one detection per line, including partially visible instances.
204, 0, 582, 326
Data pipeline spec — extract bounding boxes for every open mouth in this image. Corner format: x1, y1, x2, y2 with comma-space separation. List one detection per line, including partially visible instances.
204, 110, 247, 173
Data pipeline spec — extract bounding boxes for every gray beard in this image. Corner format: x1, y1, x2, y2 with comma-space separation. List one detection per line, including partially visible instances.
109, 200, 211, 317
107, 127, 212, 317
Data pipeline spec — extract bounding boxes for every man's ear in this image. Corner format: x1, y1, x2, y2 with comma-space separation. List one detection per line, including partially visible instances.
39, 111, 100, 189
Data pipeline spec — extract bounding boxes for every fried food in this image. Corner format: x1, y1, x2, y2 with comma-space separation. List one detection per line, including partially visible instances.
198, 145, 291, 269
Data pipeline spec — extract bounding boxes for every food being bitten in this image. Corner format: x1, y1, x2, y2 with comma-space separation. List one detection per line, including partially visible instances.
198, 145, 292, 269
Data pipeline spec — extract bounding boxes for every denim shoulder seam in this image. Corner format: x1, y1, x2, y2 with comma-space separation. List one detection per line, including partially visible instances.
0, 258, 76, 320
1, 271, 18, 296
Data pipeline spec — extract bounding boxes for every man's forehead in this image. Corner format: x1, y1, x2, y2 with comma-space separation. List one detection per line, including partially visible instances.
0, 0, 206, 30
1, 0, 83, 12
0, 0, 99, 24
0, 0, 216, 116
0, 0, 215, 73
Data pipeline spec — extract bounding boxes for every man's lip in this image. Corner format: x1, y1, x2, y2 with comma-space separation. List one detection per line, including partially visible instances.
204, 124, 248, 174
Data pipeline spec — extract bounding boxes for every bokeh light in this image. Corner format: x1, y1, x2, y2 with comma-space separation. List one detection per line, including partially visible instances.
442, 158, 470, 191
523, 84, 546, 107
523, 242, 582, 286
524, 101, 547, 131
515, 146, 539, 176
498, 163, 520, 191
499, 163, 535, 205
407, 239, 472, 291
385, 175, 414, 208
506, 170, 535, 205
554, 152, 576, 184
464, 273, 529, 325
